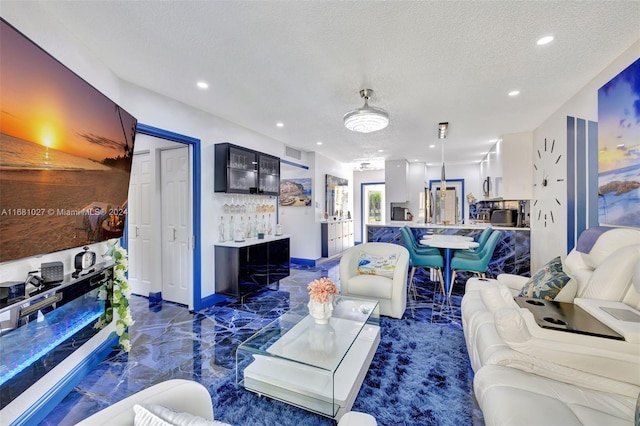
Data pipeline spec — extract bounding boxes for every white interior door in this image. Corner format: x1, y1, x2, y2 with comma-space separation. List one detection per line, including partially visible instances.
127, 152, 152, 295
160, 147, 192, 306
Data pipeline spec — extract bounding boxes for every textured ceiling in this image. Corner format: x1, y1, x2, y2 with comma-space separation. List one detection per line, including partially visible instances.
34, 1, 640, 169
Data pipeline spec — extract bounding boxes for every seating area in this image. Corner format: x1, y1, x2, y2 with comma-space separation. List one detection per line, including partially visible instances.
461, 227, 640, 425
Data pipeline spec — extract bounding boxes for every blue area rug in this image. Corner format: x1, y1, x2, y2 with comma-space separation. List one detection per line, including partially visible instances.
213, 317, 472, 426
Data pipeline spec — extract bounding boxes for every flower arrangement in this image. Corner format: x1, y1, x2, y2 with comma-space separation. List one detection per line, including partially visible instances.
307, 277, 339, 304
94, 239, 134, 352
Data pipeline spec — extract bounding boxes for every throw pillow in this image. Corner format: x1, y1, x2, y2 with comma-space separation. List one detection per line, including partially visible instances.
133, 404, 229, 426
357, 252, 398, 278
518, 256, 572, 301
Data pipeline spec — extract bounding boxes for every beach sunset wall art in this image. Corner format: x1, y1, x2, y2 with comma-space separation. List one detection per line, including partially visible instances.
597, 57, 640, 227
0, 19, 137, 263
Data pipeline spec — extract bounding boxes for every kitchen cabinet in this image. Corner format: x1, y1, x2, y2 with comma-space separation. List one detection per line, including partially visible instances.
257, 152, 280, 196
384, 160, 409, 202
501, 132, 533, 199
321, 219, 354, 257
215, 143, 281, 195
214, 236, 290, 298
480, 132, 532, 200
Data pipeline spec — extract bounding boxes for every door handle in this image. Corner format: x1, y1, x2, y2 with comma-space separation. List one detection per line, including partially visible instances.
136, 226, 140, 237
173, 227, 177, 241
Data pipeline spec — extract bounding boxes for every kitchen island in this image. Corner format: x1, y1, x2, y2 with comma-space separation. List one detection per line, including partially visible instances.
366, 223, 530, 278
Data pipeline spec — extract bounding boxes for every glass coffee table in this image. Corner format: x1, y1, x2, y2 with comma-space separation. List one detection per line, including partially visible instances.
236, 296, 380, 421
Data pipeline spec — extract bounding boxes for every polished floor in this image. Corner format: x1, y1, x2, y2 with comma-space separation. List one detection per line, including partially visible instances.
40, 258, 478, 425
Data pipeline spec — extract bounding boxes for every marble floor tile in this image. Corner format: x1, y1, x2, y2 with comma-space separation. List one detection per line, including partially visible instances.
40, 257, 470, 425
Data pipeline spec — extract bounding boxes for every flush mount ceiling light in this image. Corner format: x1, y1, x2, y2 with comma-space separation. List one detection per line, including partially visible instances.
344, 89, 389, 133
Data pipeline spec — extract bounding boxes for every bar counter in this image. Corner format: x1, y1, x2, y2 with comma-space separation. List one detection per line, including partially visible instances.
366, 223, 530, 278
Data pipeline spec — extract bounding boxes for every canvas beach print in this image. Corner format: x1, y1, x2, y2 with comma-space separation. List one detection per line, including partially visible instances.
279, 178, 312, 206
597, 58, 640, 227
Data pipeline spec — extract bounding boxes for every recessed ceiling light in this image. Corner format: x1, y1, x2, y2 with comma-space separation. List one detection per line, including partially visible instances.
429, 144, 436, 149
378, 149, 384, 152
508, 90, 520, 97
196, 81, 209, 89
317, 141, 323, 145
276, 122, 284, 127
536, 35, 554, 46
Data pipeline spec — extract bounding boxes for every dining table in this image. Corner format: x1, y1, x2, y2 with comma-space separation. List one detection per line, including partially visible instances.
419, 234, 479, 296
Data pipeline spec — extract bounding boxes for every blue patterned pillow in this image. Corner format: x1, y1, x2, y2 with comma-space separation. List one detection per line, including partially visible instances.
357, 252, 397, 278
518, 256, 571, 301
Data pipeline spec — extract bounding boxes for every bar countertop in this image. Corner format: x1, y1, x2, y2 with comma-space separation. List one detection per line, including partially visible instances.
214, 234, 290, 248
366, 222, 530, 231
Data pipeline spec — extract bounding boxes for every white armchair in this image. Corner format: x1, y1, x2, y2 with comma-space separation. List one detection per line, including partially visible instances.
339, 242, 410, 319
76, 379, 377, 425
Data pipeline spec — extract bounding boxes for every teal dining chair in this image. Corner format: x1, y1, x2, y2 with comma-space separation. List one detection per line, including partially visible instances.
399, 227, 445, 297
454, 226, 492, 258
449, 230, 502, 297
400, 226, 440, 256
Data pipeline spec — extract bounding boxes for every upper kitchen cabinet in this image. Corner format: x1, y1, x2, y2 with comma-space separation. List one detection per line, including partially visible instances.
385, 159, 409, 202
215, 143, 258, 194
480, 132, 533, 200
215, 143, 280, 195
257, 152, 280, 196
501, 132, 533, 199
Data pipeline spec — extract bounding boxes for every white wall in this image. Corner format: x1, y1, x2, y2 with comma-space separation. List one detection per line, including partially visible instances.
530, 39, 640, 270
279, 151, 316, 260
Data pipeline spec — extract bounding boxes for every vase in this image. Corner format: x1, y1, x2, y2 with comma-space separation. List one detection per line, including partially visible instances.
308, 299, 333, 324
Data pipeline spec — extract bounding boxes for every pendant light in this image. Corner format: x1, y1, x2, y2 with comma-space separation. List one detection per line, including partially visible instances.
344, 89, 389, 133
438, 122, 448, 199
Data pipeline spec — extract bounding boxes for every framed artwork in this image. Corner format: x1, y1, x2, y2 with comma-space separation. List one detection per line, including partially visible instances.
279, 178, 312, 206
597, 57, 640, 227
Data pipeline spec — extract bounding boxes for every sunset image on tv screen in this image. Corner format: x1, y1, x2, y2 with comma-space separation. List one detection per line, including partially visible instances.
0, 20, 137, 263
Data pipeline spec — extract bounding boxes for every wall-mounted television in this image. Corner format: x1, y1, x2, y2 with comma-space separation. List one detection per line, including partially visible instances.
0, 18, 137, 263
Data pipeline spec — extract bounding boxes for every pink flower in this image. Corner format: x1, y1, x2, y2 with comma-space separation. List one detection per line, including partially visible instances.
307, 277, 338, 303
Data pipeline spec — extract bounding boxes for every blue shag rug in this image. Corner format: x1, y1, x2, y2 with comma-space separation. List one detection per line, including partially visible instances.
213, 317, 473, 426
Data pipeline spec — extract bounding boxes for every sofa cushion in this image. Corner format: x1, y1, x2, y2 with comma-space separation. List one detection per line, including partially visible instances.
347, 274, 393, 299
579, 228, 640, 269
474, 365, 636, 426
134, 404, 229, 426
518, 256, 573, 301
357, 252, 397, 278
581, 245, 640, 301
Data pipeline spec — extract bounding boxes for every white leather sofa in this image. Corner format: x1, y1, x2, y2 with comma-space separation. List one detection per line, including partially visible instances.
76, 379, 377, 425
460, 227, 640, 425
339, 242, 410, 319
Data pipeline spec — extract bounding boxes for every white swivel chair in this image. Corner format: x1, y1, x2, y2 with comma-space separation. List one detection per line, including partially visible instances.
339, 242, 410, 319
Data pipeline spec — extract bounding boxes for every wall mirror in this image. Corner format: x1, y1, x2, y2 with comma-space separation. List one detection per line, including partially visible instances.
325, 174, 348, 217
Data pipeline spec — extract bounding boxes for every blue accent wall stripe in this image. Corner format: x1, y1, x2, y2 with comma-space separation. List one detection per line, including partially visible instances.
290, 257, 317, 266
360, 182, 385, 243
576, 119, 587, 243
567, 116, 576, 252
588, 120, 599, 228
280, 159, 310, 170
